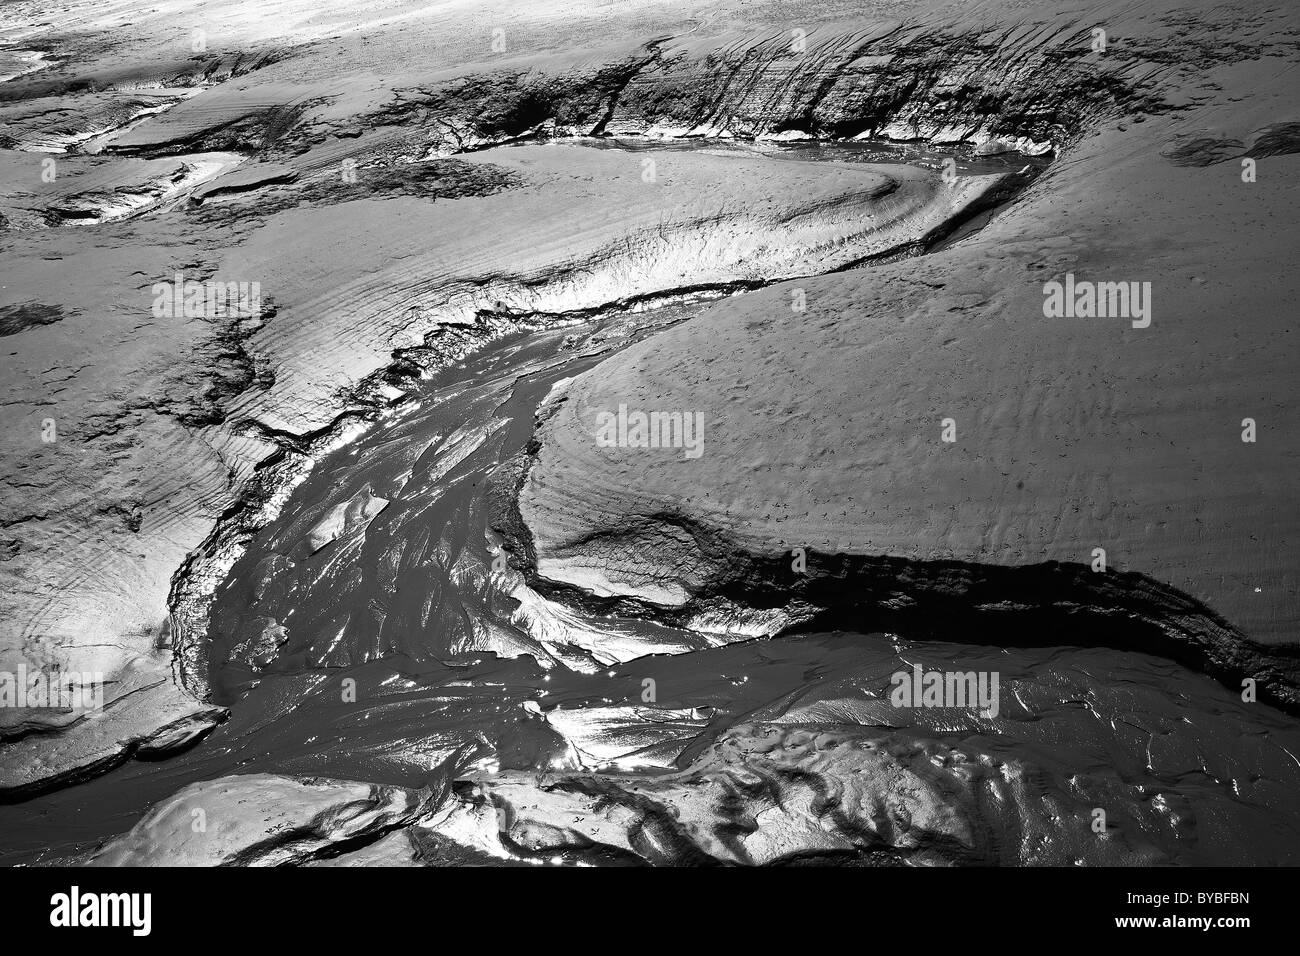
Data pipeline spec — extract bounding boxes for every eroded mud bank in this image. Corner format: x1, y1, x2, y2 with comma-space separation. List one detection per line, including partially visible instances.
0, 0, 1123, 795
2, 0, 1297, 864
5, 303, 1300, 866
0, 133, 1024, 798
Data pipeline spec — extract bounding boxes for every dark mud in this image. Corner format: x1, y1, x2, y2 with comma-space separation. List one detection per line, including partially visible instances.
3, 142, 1297, 867
2, 273, 1299, 865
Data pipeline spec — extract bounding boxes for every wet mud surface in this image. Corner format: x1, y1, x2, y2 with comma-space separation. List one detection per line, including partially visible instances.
4, 228, 1299, 863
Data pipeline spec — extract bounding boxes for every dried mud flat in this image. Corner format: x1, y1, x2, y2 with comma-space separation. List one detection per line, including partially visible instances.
0, 0, 1298, 867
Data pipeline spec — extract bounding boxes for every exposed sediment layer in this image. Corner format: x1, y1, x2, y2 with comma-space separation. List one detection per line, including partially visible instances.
502, 470, 1300, 710
85, 771, 444, 866
2, 0, 1297, 805
0, 147, 1018, 796
450, 723, 1167, 866
510, 7, 1300, 712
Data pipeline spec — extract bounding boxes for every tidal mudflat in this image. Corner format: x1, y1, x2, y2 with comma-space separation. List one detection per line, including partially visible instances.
1, 0, 1297, 874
